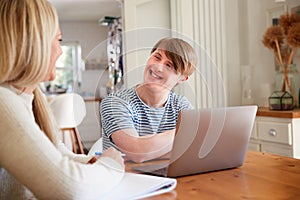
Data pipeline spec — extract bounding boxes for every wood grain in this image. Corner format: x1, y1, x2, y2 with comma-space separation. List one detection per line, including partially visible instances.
126, 151, 300, 199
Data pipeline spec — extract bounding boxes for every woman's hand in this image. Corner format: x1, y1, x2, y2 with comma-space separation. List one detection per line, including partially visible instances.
87, 147, 125, 168
101, 147, 125, 168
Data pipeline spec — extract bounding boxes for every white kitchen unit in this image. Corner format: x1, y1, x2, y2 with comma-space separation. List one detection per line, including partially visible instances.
77, 99, 102, 151
249, 107, 300, 159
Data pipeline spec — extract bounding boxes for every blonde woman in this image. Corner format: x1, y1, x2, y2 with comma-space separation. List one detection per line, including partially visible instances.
0, 0, 124, 199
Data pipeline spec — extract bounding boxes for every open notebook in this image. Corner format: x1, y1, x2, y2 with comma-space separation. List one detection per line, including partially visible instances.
99, 172, 176, 200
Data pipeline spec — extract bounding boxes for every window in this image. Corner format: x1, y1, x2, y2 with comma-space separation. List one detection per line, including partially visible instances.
44, 42, 82, 94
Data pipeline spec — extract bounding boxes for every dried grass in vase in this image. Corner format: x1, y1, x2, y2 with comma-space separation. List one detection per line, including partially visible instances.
262, 13, 300, 104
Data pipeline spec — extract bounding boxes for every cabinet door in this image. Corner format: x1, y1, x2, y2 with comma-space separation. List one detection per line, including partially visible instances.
257, 121, 292, 145
248, 140, 261, 151
261, 142, 293, 157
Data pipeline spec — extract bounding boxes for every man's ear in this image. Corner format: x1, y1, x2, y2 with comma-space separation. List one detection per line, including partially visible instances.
178, 75, 188, 84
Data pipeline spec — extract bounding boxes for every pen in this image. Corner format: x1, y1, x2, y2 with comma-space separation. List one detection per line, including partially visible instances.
95, 151, 126, 157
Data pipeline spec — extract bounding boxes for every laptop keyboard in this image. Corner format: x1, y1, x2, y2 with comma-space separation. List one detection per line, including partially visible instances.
132, 162, 169, 177
149, 166, 168, 176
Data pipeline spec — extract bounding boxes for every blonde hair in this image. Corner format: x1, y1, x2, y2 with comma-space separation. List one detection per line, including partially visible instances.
0, 0, 59, 145
151, 38, 197, 77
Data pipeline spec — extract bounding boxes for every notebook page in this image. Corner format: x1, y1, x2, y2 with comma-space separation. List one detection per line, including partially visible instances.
100, 172, 177, 200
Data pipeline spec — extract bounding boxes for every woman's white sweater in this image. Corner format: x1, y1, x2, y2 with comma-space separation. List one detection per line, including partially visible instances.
0, 85, 124, 200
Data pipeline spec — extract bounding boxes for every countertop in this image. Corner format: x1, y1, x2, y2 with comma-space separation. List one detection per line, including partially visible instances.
257, 107, 300, 118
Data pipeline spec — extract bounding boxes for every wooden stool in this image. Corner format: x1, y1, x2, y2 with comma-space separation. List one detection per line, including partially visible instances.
61, 127, 84, 154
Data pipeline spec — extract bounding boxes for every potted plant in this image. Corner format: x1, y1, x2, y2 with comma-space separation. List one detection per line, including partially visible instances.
262, 13, 300, 108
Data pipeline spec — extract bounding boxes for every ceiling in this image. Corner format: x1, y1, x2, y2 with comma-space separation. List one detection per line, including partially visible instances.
49, 0, 122, 22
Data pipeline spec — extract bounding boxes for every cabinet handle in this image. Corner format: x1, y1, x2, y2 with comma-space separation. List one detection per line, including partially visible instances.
269, 129, 277, 136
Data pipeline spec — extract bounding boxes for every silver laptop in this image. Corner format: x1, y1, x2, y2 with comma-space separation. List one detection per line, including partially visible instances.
133, 105, 258, 177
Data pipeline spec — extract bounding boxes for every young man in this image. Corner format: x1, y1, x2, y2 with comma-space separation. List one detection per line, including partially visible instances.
101, 37, 197, 163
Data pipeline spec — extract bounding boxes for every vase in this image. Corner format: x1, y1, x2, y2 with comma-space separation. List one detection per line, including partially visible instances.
274, 64, 300, 107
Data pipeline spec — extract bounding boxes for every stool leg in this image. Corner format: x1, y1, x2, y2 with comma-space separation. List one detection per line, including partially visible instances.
69, 129, 78, 154
73, 128, 84, 154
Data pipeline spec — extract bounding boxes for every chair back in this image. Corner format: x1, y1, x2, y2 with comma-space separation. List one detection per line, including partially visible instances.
50, 93, 86, 154
50, 93, 86, 128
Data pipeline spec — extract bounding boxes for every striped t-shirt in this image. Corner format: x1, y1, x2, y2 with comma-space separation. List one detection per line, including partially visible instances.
100, 86, 193, 150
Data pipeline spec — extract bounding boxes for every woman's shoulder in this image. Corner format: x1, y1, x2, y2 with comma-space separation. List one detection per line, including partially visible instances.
0, 85, 33, 114
0, 86, 20, 105
0, 86, 35, 129
0, 85, 15, 95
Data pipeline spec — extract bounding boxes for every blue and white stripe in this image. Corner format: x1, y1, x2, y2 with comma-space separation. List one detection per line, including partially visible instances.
100, 86, 192, 150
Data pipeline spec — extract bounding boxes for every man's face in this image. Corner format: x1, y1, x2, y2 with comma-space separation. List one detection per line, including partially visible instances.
143, 49, 185, 91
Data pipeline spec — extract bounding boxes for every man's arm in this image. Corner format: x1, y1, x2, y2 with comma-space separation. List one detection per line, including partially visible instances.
111, 129, 175, 163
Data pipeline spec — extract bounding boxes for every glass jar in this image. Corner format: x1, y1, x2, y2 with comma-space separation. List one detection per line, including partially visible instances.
274, 64, 300, 107
269, 91, 293, 110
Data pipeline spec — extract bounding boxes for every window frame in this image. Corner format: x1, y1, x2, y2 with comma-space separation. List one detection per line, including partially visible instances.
54, 41, 82, 91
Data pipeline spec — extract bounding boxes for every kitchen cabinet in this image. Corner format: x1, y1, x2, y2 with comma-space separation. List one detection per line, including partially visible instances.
249, 107, 300, 159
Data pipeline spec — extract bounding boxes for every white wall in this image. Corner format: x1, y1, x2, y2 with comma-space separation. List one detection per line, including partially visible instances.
245, 0, 300, 106
59, 0, 300, 107
123, 0, 171, 88
224, 0, 242, 106
59, 21, 110, 98
170, 0, 228, 108
224, 0, 300, 107
60, 21, 108, 61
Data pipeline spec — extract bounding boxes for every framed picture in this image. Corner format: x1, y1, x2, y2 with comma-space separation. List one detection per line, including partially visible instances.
266, 5, 287, 27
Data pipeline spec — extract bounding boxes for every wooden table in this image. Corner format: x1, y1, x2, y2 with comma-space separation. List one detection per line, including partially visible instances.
126, 151, 300, 199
